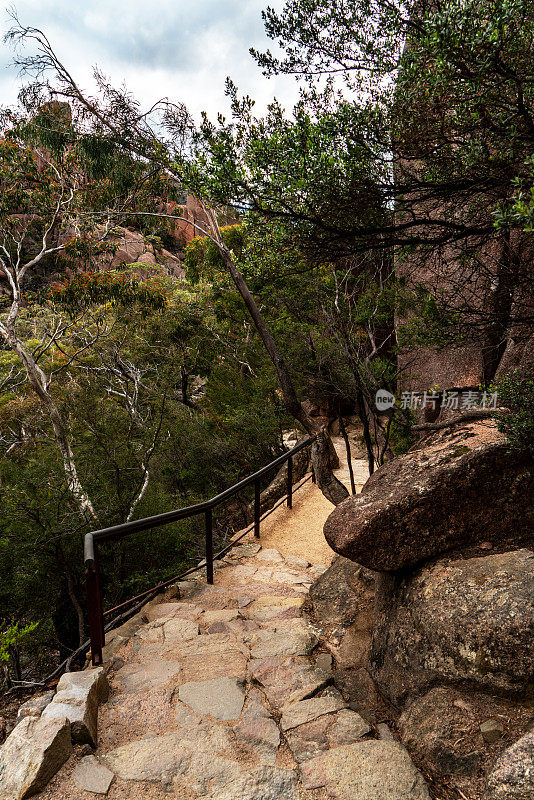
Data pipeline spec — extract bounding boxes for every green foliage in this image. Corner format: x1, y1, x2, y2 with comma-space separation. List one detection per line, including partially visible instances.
388, 409, 415, 455
396, 285, 466, 351
492, 372, 534, 452
496, 160, 534, 231
190, 93, 390, 262
0, 620, 38, 665
185, 214, 399, 421
185, 224, 246, 283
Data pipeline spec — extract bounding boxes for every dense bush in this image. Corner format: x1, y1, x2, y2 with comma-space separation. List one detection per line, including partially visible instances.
493, 372, 534, 454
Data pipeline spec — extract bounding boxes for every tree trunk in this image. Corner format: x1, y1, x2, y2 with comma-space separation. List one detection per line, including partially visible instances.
4, 320, 98, 524
356, 389, 375, 474
339, 416, 357, 494
207, 218, 348, 506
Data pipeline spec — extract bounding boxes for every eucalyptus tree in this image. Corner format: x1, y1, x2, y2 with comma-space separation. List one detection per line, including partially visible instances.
0, 97, 179, 525
0, 101, 192, 651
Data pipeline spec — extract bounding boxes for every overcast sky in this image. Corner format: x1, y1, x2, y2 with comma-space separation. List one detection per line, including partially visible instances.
0, 0, 300, 122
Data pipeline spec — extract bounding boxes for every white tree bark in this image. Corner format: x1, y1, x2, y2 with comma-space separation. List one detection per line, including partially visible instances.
0, 232, 99, 523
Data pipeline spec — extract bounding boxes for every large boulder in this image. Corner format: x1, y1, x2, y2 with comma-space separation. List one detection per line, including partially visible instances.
371, 549, 534, 706
309, 556, 375, 629
323, 424, 534, 571
310, 556, 376, 680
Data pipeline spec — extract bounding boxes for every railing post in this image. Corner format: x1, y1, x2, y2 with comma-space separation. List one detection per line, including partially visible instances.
86, 542, 104, 666
205, 508, 214, 585
287, 455, 293, 509
254, 479, 261, 538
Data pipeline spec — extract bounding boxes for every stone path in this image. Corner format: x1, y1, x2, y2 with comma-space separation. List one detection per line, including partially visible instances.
36, 443, 431, 800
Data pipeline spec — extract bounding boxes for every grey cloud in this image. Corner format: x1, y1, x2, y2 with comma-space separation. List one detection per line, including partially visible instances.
0, 0, 295, 117
2, 0, 269, 71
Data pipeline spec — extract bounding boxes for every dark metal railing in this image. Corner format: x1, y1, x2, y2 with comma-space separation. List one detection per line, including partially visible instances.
84, 436, 316, 665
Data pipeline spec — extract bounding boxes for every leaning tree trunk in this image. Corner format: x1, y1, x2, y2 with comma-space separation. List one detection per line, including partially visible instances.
206, 212, 349, 507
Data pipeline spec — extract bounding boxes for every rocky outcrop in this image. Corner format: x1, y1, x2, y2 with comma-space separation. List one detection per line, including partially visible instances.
371, 549, 534, 705
323, 424, 534, 571
107, 227, 185, 277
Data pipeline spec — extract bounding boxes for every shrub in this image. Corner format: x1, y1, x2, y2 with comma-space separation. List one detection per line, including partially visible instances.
492, 372, 534, 453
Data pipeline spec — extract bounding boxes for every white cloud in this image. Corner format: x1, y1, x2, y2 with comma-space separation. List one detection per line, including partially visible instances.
0, 0, 299, 121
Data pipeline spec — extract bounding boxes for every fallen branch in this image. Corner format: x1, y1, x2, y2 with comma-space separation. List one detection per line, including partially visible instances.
411, 409, 502, 432
3, 680, 47, 695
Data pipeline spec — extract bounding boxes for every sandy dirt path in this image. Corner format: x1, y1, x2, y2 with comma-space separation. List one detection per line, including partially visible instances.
256, 438, 369, 566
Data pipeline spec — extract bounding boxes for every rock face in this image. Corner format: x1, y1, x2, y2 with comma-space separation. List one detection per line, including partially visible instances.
371, 549, 534, 705
0, 716, 72, 799
485, 729, 534, 800
323, 425, 534, 571
309, 555, 378, 722
309, 556, 374, 628
310, 555, 376, 666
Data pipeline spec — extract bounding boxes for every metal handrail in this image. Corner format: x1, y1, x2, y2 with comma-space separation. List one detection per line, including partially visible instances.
85, 436, 316, 665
